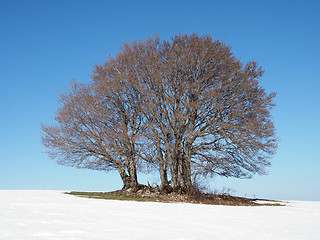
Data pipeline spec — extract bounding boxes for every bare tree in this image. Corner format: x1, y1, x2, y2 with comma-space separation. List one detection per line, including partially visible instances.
91, 38, 173, 191
42, 33, 277, 194
41, 80, 143, 190
91, 34, 277, 193
159, 34, 277, 188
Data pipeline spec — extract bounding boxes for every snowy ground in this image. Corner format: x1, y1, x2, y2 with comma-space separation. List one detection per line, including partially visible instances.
0, 190, 319, 240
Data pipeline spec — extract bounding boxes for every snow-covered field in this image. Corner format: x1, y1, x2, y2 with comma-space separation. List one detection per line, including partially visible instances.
0, 190, 319, 240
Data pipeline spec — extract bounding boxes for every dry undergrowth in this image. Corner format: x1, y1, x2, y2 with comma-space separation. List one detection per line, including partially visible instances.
66, 186, 283, 206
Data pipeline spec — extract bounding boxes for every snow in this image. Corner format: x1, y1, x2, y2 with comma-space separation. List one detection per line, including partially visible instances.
0, 190, 319, 240
254, 200, 285, 205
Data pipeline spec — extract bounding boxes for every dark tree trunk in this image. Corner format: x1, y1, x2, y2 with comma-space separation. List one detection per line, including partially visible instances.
117, 155, 139, 191
127, 156, 138, 189
156, 140, 170, 192
117, 165, 131, 190
159, 164, 169, 188
182, 141, 193, 192
171, 148, 192, 194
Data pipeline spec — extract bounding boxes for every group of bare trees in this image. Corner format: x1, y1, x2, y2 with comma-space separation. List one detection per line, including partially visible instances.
41, 34, 277, 193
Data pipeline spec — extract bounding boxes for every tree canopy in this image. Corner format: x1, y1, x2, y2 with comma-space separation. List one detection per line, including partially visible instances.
41, 33, 277, 193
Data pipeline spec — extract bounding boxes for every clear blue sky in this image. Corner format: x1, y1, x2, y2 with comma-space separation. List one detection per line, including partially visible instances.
1, 0, 319, 201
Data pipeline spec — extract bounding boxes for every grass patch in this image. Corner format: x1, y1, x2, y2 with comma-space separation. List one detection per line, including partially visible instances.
65, 190, 284, 206
66, 191, 166, 203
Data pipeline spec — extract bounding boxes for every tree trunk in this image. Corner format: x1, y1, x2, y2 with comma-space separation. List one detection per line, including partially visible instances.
171, 148, 192, 194
159, 164, 169, 188
182, 141, 193, 192
117, 165, 131, 190
156, 140, 170, 192
127, 155, 138, 190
